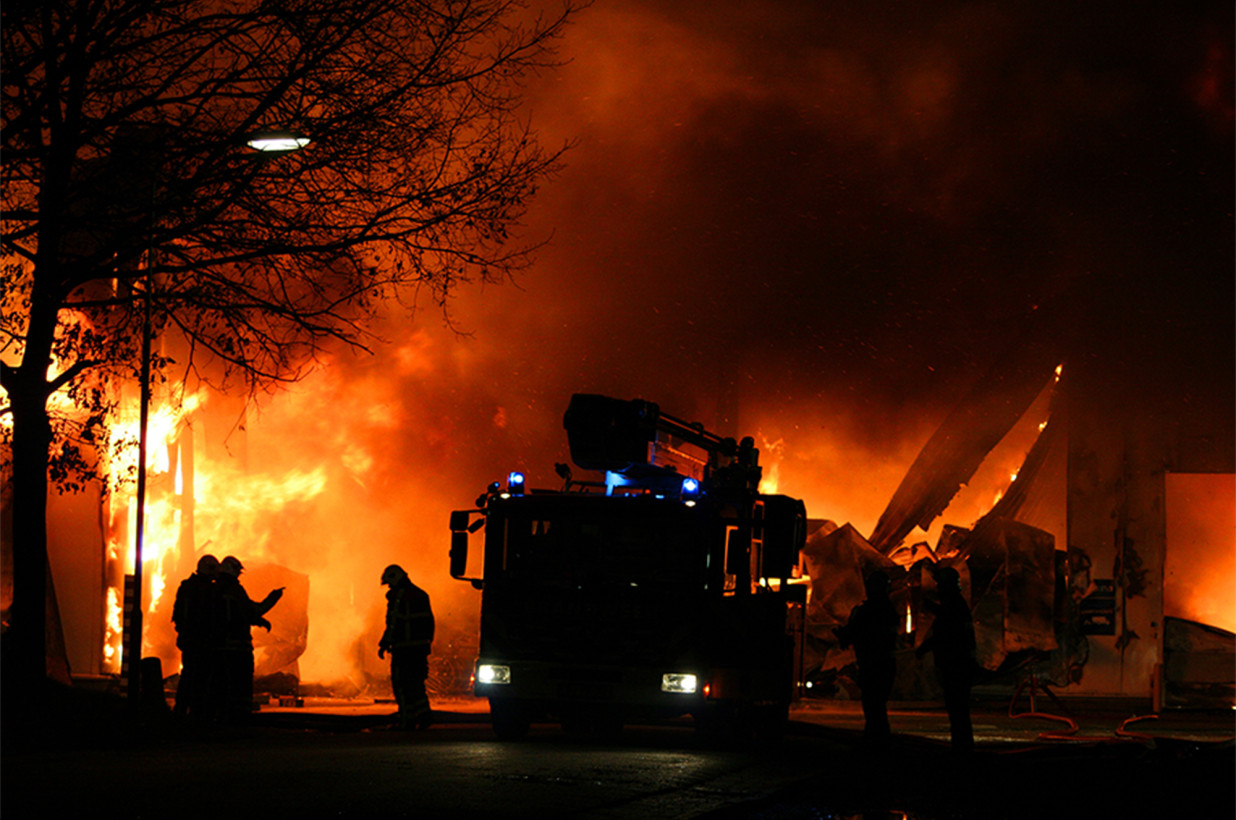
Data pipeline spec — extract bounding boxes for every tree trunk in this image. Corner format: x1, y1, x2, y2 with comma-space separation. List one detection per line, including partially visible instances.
6, 379, 52, 696
4, 270, 60, 698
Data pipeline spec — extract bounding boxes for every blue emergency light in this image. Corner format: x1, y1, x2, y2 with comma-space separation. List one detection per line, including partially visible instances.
508, 471, 526, 495
681, 477, 700, 500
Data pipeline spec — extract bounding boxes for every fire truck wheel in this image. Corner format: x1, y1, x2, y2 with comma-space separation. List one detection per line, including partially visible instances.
559, 710, 588, 737
591, 711, 624, 739
561, 708, 623, 739
695, 702, 787, 748
693, 705, 738, 747
489, 698, 532, 740
751, 703, 788, 745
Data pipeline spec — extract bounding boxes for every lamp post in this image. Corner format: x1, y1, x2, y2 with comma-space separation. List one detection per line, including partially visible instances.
246, 131, 312, 152
125, 129, 309, 706
127, 274, 154, 707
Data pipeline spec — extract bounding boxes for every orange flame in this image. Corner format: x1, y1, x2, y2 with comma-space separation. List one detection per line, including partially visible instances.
757, 434, 784, 495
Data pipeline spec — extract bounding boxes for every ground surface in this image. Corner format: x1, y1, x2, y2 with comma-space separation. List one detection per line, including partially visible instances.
3, 687, 1232, 819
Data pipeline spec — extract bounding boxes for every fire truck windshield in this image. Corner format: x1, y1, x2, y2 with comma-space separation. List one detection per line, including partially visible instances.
497, 498, 706, 589
481, 496, 711, 664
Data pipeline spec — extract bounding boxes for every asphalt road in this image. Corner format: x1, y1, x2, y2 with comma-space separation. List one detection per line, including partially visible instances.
3, 713, 824, 818
3, 688, 1233, 819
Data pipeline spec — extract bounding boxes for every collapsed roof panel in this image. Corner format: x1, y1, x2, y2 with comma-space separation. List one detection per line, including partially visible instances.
869, 333, 1062, 555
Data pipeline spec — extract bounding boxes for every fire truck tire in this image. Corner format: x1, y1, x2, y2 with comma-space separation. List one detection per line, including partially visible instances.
592, 711, 624, 739
695, 701, 787, 747
693, 705, 740, 746
561, 707, 623, 739
751, 702, 788, 744
559, 710, 588, 736
490, 698, 532, 740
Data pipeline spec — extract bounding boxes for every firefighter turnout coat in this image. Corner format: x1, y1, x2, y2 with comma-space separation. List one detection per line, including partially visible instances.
381, 578, 435, 657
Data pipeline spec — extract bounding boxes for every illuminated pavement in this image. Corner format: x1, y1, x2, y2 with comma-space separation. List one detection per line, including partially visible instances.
789, 698, 1236, 747
263, 693, 1235, 748
4, 688, 1232, 819
253, 695, 1234, 819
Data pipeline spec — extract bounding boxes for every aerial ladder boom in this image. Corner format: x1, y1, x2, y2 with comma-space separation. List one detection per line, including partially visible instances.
563, 393, 760, 488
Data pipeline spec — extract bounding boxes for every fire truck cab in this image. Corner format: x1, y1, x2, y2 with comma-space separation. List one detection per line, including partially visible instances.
449, 394, 807, 740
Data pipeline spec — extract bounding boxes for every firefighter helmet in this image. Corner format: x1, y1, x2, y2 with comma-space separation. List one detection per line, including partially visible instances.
220, 555, 244, 577
381, 564, 407, 586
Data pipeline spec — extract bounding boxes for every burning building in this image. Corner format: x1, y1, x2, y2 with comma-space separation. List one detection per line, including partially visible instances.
12, 300, 1232, 711
7, 329, 487, 700
786, 311, 1235, 708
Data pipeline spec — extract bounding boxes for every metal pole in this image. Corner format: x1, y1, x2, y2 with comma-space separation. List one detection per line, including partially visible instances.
118, 130, 306, 702
127, 279, 153, 703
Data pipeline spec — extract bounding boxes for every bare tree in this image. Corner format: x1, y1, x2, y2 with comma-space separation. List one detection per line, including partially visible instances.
1, 0, 578, 692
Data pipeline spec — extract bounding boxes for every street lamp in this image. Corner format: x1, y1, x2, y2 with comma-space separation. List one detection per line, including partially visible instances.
126, 129, 310, 706
245, 130, 312, 153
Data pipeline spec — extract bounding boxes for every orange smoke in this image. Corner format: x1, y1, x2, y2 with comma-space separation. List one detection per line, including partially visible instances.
1166, 473, 1236, 633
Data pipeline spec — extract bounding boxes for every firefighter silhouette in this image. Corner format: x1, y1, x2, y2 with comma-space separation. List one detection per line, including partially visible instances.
212, 555, 284, 720
172, 554, 220, 717
835, 570, 899, 745
379, 564, 435, 730
916, 566, 977, 753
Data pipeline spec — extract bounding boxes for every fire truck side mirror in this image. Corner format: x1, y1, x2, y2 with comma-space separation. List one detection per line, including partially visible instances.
760, 496, 807, 579
449, 510, 476, 579
450, 532, 469, 578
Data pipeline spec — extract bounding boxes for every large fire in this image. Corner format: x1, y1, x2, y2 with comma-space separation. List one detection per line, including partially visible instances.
19, 300, 1230, 700
21, 331, 1234, 699
95, 337, 482, 691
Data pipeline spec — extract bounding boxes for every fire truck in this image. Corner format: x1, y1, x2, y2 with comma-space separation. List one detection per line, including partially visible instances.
449, 394, 808, 740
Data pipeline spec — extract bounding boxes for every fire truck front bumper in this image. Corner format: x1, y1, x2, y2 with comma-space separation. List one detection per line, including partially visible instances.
473, 659, 711, 716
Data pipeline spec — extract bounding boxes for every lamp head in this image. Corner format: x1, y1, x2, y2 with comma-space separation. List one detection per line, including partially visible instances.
245, 130, 311, 153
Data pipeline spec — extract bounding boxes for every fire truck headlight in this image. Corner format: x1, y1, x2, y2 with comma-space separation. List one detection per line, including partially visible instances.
661, 673, 698, 694
477, 664, 511, 685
